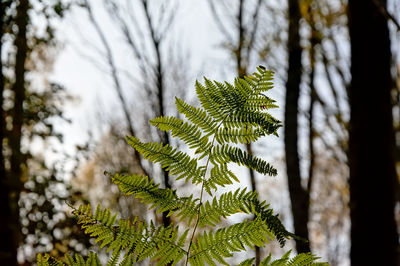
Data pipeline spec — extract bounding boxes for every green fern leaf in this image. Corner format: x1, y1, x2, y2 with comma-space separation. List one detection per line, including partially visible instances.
37, 254, 64, 266
150, 116, 211, 154
199, 188, 255, 227
111, 172, 199, 223
36, 252, 101, 266
197, 187, 292, 247
127, 136, 204, 184
246, 66, 274, 94
213, 80, 244, 111
111, 173, 179, 214
210, 144, 277, 176
251, 199, 294, 247
215, 126, 266, 144
37, 67, 329, 266
230, 109, 281, 135
72, 204, 188, 265
86, 252, 102, 266
175, 97, 217, 135
237, 257, 256, 266
195, 79, 227, 122
259, 250, 329, 266
188, 219, 274, 266
242, 94, 278, 112
203, 163, 239, 195
64, 254, 74, 265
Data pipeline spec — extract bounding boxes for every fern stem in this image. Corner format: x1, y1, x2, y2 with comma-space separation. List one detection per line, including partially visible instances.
185, 118, 226, 266
184, 145, 212, 265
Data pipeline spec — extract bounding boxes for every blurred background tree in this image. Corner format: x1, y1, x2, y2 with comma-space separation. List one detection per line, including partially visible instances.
71, 0, 192, 231
348, 0, 398, 264
1, 0, 399, 265
0, 0, 92, 264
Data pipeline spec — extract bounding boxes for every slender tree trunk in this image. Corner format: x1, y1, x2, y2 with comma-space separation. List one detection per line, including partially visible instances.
235, 0, 260, 262
84, 0, 148, 178
348, 0, 399, 265
307, 42, 316, 195
306, 4, 319, 201
0, 2, 18, 265
141, 0, 171, 228
154, 41, 172, 227
284, 0, 311, 254
4, 0, 29, 264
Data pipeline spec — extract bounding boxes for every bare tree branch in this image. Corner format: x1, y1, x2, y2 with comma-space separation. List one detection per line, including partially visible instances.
373, 0, 400, 32
206, 0, 234, 43
83, 0, 149, 177
246, 0, 263, 58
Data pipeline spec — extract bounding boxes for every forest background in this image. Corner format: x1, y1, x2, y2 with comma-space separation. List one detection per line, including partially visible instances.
1, 0, 399, 265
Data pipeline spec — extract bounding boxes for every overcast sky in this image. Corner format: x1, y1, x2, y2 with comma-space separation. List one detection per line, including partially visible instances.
50, 1, 232, 150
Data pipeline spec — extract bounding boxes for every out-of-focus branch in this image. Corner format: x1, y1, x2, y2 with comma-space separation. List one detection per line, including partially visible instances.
325, 31, 350, 96
307, 36, 316, 195
157, 2, 178, 41
372, 0, 400, 32
320, 47, 348, 133
83, 0, 148, 177
246, 0, 263, 58
206, 0, 234, 43
140, 0, 173, 228
103, 0, 154, 100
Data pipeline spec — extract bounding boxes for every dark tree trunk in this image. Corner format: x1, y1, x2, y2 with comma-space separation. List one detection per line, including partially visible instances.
348, 0, 399, 265
0, 2, 18, 265
155, 42, 172, 227
235, 0, 260, 262
141, 0, 171, 228
284, 0, 311, 254
2, 0, 29, 264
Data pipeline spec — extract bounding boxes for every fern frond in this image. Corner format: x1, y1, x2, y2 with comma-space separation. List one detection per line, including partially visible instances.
215, 126, 266, 144
188, 219, 274, 266
199, 188, 256, 227
246, 66, 274, 94
36, 66, 329, 266
173, 195, 201, 224
251, 199, 294, 247
111, 173, 199, 223
210, 144, 277, 176
150, 116, 211, 155
70, 204, 117, 249
259, 250, 329, 266
85, 252, 102, 266
230, 109, 281, 136
127, 136, 204, 184
72, 254, 85, 266
242, 94, 278, 112
36, 252, 101, 266
175, 97, 217, 134
111, 173, 179, 214
195, 67, 281, 136
213, 80, 244, 111
237, 257, 256, 266
222, 118, 261, 130
197, 188, 293, 248
72, 204, 188, 265
229, 78, 251, 104
203, 163, 239, 195
37, 254, 64, 266
195, 79, 227, 122
286, 253, 328, 266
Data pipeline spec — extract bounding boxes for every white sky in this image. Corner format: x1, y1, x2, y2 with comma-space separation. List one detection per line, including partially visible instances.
51, 0, 228, 149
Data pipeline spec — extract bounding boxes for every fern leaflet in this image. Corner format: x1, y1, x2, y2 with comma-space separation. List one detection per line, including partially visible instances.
38, 67, 327, 266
